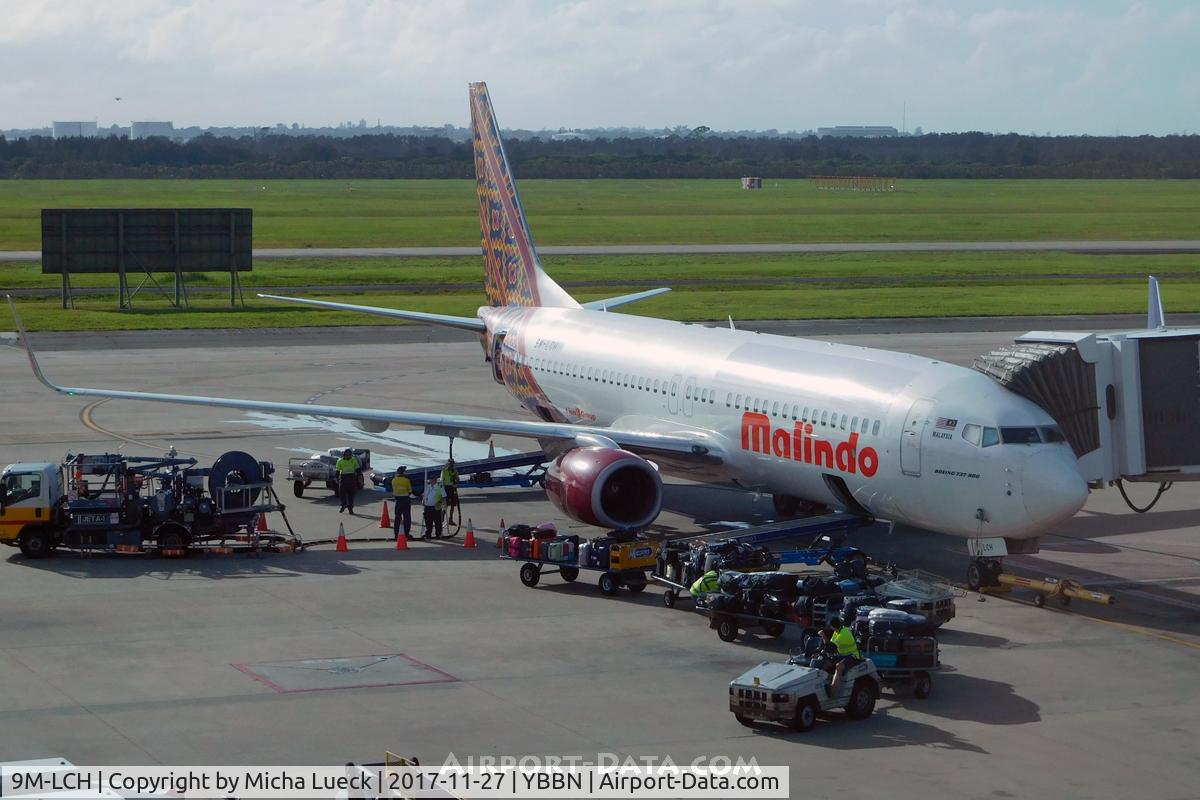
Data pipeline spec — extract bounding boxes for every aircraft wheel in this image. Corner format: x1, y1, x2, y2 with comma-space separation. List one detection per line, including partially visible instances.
772, 494, 801, 518
967, 561, 983, 591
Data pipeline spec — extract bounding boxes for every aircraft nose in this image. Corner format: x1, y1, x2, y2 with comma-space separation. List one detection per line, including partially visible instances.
1021, 449, 1088, 529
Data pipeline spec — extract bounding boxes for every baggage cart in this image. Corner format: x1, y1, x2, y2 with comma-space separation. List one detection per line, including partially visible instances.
862, 634, 940, 699
706, 604, 808, 643
500, 553, 650, 597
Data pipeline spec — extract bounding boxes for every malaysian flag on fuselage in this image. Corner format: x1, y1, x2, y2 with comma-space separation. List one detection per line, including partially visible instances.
936, 417, 958, 430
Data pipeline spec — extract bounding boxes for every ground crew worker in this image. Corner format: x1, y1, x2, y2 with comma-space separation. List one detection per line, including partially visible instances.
689, 569, 719, 598
441, 459, 459, 526
390, 466, 414, 540
335, 449, 360, 515
421, 477, 444, 539
828, 616, 861, 695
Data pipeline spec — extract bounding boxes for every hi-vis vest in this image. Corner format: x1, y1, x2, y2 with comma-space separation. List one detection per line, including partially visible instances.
690, 569, 719, 597
832, 626, 860, 658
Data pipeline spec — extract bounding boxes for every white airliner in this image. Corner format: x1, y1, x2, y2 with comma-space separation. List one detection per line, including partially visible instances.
9, 83, 1088, 546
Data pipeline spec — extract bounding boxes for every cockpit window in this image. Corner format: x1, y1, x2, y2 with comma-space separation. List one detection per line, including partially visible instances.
1001, 426, 1042, 444
961, 423, 982, 446
1041, 425, 1067, 443
981, 427, 1001, 447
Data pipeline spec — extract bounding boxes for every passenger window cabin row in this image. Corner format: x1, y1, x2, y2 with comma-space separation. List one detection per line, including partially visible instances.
522, 354, 718, 403
723, 391, 881, 438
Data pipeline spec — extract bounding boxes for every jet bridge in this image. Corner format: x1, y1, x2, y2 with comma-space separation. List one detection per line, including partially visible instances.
973, 279, 1200, 489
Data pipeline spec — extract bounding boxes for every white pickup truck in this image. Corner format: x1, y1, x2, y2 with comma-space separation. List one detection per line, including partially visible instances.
287, 447, 371, 498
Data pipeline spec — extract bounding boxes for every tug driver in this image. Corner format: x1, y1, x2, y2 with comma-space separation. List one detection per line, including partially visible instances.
828, 616, 861, 695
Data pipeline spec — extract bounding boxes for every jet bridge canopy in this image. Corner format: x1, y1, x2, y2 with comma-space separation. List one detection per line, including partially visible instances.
974, 329, 1200, 484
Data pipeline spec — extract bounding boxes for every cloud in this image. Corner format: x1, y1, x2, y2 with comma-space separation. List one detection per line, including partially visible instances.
0, 0, 1194, 134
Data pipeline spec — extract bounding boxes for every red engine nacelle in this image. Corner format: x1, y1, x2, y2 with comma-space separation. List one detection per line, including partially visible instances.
543, 446, 663, 530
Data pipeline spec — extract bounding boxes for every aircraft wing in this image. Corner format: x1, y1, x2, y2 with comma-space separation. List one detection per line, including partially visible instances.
7, 298, 723, 464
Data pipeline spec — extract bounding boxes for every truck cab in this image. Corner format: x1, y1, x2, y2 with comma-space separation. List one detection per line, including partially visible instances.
0, 463, 63, 557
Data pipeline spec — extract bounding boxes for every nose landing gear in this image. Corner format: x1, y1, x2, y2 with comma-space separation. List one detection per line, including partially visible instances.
966, 557, 1004, 592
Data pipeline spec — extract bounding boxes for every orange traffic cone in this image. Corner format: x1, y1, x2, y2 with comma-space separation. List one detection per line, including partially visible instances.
379, 501, 391, 529
256, 512, 269, 532
335, 523, 349, 552
395, 531, 408, 551
495, 517, 506, 548
463, 518, 477, 548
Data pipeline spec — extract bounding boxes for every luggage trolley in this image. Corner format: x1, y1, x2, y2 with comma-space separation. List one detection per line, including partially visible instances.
500, 536, 658, 597
863, 635, 940, 699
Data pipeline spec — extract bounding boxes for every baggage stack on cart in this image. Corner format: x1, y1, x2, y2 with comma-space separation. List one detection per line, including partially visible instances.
502, 525, 661, 597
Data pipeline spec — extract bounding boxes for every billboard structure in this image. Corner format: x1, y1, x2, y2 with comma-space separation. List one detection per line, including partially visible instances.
41, 209, 252, 310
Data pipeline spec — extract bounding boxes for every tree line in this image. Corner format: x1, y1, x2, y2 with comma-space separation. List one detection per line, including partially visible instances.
0, 131, 1196, 179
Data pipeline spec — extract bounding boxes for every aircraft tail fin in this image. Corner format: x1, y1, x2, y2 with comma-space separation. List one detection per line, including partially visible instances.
470, 82, 579, 310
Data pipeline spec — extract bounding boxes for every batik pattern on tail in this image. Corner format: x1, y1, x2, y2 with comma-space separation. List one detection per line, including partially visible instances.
471, 82, 540, 308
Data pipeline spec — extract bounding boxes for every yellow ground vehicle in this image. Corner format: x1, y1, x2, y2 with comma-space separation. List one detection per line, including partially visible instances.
0, 462, 62, 558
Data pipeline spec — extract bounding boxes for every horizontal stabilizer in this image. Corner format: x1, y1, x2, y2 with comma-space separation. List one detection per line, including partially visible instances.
581, 288, 671, 311
257, 294, 484, 332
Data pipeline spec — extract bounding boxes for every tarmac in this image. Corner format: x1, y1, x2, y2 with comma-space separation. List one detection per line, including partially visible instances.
1, 322, 1198, 799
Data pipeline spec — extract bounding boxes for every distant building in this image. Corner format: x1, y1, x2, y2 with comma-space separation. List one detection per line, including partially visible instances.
52, 121, 98, 139
817, 125, 899, 138
550, 131, 589, 141
131, 121, 174, 139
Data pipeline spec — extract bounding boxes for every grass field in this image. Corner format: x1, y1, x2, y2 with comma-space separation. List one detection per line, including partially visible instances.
7, 274, 1198, 332
1, 251, 1197, 291
1, 179, 1198, 249
2, 178, 1197, 329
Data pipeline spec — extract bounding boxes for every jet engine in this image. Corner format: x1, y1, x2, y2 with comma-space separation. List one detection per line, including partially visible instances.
543, 446, 663, 530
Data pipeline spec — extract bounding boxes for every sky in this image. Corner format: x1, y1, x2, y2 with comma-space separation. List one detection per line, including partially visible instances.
1, 0, 1196, 135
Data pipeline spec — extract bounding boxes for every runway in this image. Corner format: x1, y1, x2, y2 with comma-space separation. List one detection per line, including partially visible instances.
1, 324, 1198, 798
3, 238, 1200, 262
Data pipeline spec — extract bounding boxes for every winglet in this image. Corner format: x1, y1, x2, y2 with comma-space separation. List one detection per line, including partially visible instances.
728, 315, 737, 331
5, 295, 69, 395
1147, 275, 1166, 330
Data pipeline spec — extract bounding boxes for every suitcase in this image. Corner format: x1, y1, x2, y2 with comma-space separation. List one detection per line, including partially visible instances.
518, 539, 531, 558
869, 653, 899, 668
586, 541, 610, 569
507, 536, 521, 558
531, 539, 542, 560
901, 636, 936, 654
546, 542, 562, 561
867, 635, 903, 654
562, 541, 574, 563
869, 618, 909, 637
887, 599, 921, 614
